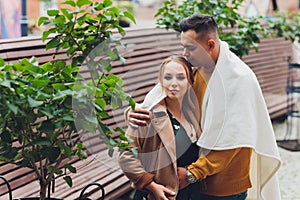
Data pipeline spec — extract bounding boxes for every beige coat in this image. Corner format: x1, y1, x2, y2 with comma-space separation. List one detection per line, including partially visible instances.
119, 100, 199, 200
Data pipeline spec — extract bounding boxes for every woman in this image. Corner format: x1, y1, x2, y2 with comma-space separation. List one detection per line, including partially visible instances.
118, 55, 201, 200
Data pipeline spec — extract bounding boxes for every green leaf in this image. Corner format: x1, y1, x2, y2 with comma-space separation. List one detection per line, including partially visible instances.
39, 107, 54, 118
61, 0, 76, 7
119, 134, 128, 143
28, 96, 44, 107
1, 80, 11, 88
117, 26, 126, 37
52, 83, 66, 91
54, 168, 63, 175
95, 98, 106, 109
129, 97, 135, 111
63, 176, 73, 187
32, 80, 49, 88
85, 116, 98, 124
42, 28, 57, 42
47, 10, 59, 16
109, 138, 117, 146
64, 163, 77, 173
106, 79, 115, 87
53, 90, 73, 100
62, 114, 74, 121
46, 37, 60, 50
54, 59, 66, 69
0, 58, 4, 66
7, 103, 19, 115
39, 121, 55, 134
115, 127, 125, 135
38, 16, 49, 26
0, 147, 19, 160
123, 11, 136, 24
29, 139, 52, 146
54, 15, 66, 25
47, 147, 61, 163
66, 47, 77, 56
0, 131, 12, 143
77, 0, 92, 8
103, 0, 113, 7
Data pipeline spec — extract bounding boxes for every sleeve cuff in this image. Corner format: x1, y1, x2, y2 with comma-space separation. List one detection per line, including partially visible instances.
187, 165, 201, 180
135, 172, 155, 190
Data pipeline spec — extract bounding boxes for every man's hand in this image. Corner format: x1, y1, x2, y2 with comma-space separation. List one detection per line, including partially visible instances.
128, 108, 150, 128
146, 181, 176, 200
177, 167, 189, 189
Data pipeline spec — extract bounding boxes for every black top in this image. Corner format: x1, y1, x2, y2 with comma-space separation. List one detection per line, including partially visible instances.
167, 110, 199, 167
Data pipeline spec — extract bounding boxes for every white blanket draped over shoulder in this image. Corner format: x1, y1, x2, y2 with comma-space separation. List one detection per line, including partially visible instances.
137, 41, 281, 200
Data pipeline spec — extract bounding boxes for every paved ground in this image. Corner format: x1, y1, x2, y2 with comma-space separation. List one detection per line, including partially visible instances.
273, 118, 300, 200
277, 147, 300, 200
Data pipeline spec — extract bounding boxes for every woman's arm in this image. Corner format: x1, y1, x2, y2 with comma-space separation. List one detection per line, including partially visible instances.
118, 126, 154, 190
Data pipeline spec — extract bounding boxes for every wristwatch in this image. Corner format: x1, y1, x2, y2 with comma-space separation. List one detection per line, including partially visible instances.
186, 169, 197, 184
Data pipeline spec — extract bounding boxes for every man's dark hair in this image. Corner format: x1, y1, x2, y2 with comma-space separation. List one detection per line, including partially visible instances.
179, 14, 219, 39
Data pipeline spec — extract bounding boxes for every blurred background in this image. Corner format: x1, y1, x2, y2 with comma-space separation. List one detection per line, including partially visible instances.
0, 0, 299, 39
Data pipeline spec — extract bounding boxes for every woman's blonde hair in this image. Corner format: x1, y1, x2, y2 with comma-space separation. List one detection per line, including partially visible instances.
158, 55, 200, 136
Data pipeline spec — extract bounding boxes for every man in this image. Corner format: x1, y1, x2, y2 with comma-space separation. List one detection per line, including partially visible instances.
127, 14, 281, 199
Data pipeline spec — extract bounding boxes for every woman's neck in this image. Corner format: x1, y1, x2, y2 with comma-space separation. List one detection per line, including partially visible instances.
165, 98, 182, 121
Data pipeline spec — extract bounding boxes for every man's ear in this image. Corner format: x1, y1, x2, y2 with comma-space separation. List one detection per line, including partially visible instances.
207, 39, 215, 50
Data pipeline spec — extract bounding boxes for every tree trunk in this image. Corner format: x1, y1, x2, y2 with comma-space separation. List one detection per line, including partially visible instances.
39, 181, 47, 200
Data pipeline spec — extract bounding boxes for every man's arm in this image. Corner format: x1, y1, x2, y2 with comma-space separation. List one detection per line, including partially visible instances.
177, 148, 244, 189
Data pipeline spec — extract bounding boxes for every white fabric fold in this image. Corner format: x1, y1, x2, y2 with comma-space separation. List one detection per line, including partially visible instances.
137, 82, 166, 111
196, 41, 281, 200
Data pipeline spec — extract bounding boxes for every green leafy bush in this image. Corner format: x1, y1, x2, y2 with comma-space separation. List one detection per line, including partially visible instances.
266, 13, 300, 43
0, 0, 135, 199
155, 0, 267, 57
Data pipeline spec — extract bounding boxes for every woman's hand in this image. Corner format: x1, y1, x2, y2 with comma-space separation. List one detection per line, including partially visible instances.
177, 167, 190, 189
128, 108, 150, 128
146, 181, 176, 200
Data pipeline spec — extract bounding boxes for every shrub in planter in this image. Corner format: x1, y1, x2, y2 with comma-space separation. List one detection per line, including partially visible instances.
0, 0, 135, 200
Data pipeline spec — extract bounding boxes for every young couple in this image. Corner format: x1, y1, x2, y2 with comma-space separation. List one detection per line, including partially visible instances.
118, 14, 281, 200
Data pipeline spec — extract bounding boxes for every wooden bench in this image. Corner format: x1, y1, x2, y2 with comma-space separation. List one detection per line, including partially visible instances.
0, 27, 295, 199
242, 37, 295, 120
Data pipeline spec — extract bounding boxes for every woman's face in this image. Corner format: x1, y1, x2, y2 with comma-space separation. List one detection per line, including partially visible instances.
162, 61, 189, 101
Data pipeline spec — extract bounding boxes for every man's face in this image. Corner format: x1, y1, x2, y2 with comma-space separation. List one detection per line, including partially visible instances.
180, 30, 214, 69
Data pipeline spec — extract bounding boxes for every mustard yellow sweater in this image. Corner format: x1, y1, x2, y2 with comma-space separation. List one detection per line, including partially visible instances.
188, 69, 252, 196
